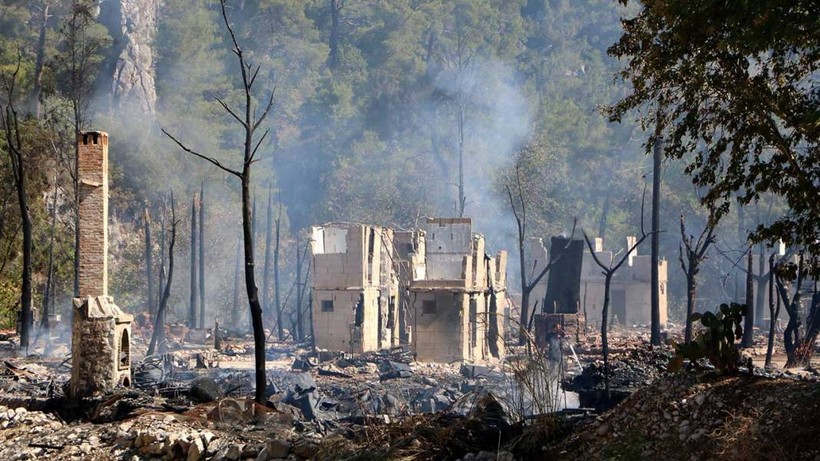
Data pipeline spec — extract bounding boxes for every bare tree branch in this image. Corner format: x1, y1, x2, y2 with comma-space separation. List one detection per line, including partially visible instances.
248, 129, 269, 164
252, 86, 277, 132
215, 97, 247, 128
161, 128, 242, 178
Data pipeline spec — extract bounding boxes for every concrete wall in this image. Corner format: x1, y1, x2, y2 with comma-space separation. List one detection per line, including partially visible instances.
412, 291, 464, 363
313, 219, 507, 362
312, 288, 380, 353
311, 223, 398, 352
580, 245, 668, 328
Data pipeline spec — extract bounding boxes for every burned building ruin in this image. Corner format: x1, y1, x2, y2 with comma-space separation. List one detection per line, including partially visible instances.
70, 131, 133, 398
310, 224, 399, 353
527, 236, 668, 338
408, 218, 507, 363
310, 218, 507, 363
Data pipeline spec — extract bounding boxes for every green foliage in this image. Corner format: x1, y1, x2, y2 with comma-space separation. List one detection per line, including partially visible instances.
609, 0, 820, 274
0, 0, 790, 328
669, 303, 747, 375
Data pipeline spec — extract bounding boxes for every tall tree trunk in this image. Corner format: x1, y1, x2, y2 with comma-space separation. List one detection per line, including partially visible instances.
198, 182, 205, 329
274, 197, 283, 340
148, 195, 176, 356
742, 248, 754, 347
518, 236, 530, 346
188, 194, 198, 327
262, 189, 271, 317
3, 109, 32, 350
765, 255, 778, 368
684, 270, 696, 344
157, 200, 166, 310
791, 293, 820, 367
598, 194, 610, 241
241, 168, 267, 404
42, 173, 59, 336
650, 116, 662, 345
328, 0, 342, 69
30, 3, 49, 118
602, 273, 613, 396
144, 206, 154, 319
754, 245, 766, 327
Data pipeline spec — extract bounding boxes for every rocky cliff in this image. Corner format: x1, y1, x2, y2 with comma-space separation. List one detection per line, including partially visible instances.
100, 0, 160, 114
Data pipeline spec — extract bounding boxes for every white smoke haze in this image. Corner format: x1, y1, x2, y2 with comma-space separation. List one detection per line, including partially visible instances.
72, 0, 756, 326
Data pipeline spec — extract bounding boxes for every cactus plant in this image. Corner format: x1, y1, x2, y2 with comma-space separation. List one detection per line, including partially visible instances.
668, 303, 746, 374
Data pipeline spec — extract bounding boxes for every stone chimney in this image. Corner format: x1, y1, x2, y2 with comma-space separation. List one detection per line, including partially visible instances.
71, 131, 133, 397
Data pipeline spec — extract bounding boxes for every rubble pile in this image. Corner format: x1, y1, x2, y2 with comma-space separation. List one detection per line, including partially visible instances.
0, 323, 817, 460
553, 372, 820, 460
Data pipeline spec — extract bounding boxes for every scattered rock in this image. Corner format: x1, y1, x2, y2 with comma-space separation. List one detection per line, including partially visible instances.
190, 376, 222, 403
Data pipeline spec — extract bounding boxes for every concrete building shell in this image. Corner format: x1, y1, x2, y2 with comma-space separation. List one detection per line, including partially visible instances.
527, 236, 668, 331
310, 218, 507, 363
310, 224, 399, 353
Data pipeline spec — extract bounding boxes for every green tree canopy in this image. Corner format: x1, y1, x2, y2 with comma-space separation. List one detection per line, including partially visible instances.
608, 0, 819, 272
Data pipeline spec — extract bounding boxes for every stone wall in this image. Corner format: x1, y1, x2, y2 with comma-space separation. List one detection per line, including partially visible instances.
70, 297, 132, 397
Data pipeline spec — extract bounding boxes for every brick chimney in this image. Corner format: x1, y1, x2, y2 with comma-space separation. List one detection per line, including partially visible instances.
71, 131, 133, 397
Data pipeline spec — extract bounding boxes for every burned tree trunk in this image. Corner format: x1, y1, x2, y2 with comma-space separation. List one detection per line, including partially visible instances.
601, 272, 613, 394
144, 206, 154, 319
678, 214, 715, 344
584, 229, 649, 397
30, 3, 49, 118
650, 115, 663, 346
504, 169, 574, 345
755, 246, 767, 327
765, 255, 779, 368
198, 181, 205, 329
157, 197, 167, 311
274, 196, 283, 340
42, 172, 59, 336
1, 65, 33, 351
148, 194, 177, 356
791, 293, 820, 367
188, 194, 198, 328
162, 0, 275, 404
742, 248, 755, 347
328, 0, 343, 69
777, 254, 805, 366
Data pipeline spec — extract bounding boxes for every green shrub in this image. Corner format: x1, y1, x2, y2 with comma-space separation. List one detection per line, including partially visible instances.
669, 302, 746, 374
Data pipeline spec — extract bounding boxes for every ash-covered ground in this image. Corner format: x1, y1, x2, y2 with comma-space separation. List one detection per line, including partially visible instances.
0, 324, 817, 460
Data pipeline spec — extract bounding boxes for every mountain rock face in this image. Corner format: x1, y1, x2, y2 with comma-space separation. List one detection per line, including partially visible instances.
100, 0, 160, 114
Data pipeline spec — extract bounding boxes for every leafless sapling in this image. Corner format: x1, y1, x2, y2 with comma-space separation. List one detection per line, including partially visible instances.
505, 164, 576, 345
582, 188, 651, 396
678, 214, 716, 344
148, 193, 178, 356
161, 0, 276, 403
